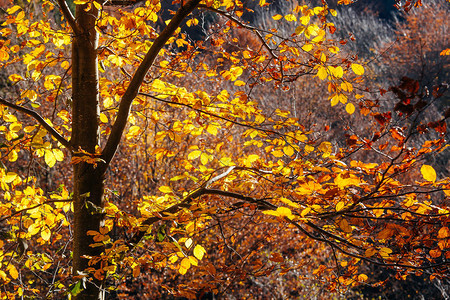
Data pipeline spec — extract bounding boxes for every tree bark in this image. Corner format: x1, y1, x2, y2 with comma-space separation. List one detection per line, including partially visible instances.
71, 4, 105, 300
68, 1, 201, 298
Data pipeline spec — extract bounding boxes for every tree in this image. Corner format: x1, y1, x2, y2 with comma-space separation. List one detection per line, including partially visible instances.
0, 0, 448, 299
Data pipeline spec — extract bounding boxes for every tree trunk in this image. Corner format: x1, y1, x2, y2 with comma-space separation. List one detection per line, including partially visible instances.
71, 4, 105, 300
67, 1, 201, 298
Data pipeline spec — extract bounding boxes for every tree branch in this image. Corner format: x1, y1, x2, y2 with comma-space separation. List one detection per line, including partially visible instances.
0, 199, 72, 223
127, 184, 447, 272
0, 98, 73, 151
57, 0, 82, 36
127, 187, 276, 247
100, 0, 201, 172
139, 92, 309, 146
198, 4, 280, 59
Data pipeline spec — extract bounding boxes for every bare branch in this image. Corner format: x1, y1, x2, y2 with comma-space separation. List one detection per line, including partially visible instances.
101, 0, 202, 172
57, 0, 82, 36
0, 98, 73, 151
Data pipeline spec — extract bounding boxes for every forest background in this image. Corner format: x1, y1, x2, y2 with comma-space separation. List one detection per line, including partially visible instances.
0, 0, 449, 299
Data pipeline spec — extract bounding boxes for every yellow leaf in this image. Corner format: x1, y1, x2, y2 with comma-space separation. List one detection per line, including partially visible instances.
179, 266, 188, 275
159, 186, 172, 193
277, 207, 293, 218
283, 146, 294, 157
24, 126, 36, 133
304, 144, 314, 154
8, 265, 18, 280
8, 74, 23, 82
317, 66, 327, 80
330, 94, 339, 106
180, 257, 191, 270
53, 149, 64, 161
41, 227, 51, 241
351, 63, 364, 75
272, 150, 284, 157
421, 165, 436, 182
247, 154, 259, 163
300, 15, 310, 25
340, 81, 353, 92
301, 207, 311, 217
0, 270, 7, 281
188, 150, 201, 160
8, 149, 18, 162
28, 223, 40, 236
255, 114, 265, 124
284, 14, 297, 22
336, 201, 345, 211
223, 66, 244, 81
186, 18, 199, 27
345, 103, 355, 114
313, 6, 324, 14
379, 247, 392, 258
264, 207, 293, 219
234, 80, 245, 86
185, 238, 193, 248
330, 66, 343, 78
126, 125, 141, 139
328, 46, 340, 53
317, 141, 332, 156
200, 152, 209, 165
189, 256, 198, 266
7, 5, 21, 14
22, 90, 37, 101
280, 197, 300, 209
169, 254, 178, 263
9, 122, 21, 132
193, 244, 206, 260
206, 124, 218, 135
93, 0, 102, 9
5, 172, 18, 183
302, 44, 313, 52
99, 113, 108, 123
295, 25, 306, 35
272, 14, 283, 20
339, 94, 347, 104
45, 150, 56, 167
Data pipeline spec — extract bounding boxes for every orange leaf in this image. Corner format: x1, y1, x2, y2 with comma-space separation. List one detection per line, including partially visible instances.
357, 274, 368, 282
429, 248, 441, 258
438, 227, 449, 239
